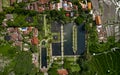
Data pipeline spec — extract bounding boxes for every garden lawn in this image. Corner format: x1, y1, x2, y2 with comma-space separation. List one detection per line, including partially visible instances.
71, 64, 80, 72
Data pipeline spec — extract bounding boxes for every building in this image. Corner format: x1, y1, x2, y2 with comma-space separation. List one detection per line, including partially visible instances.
97, 25, 106, 42
79, 2, 87, 10
38, 0, 50, 4
87, 2, 92, 10
5, 14, 13, 21
4, 35, 11, 41
11, 33, 18, 41
63, 1, 73, 11
56, 3, 62, 10
57, 69, 68, 75
95, 15, 102, 25
10, 0, 16, 5
31, 37, 39, 45
105, 25, 115, 37
63, 1, 68, 11
105, 23, 120, 42
33, 28, 38, 37
73, 5, 78, 10
115, 25, 120, 42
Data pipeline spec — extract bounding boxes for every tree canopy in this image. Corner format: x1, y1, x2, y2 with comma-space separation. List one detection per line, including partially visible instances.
0, 12, 5, 25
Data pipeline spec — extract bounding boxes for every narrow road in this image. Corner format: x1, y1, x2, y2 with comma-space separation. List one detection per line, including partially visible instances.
61, 24, 64, 64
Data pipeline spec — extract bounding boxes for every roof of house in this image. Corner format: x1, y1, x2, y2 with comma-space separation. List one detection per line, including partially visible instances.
27, 27, 33, 32
15, 41, 22, 47
38, 7, 44, 12
31, 37, 39, 45
95, 15, 102, 25
10, 0, 16, 5
33, 28, 38, 37
79, 2, 87, 9
4, 35, 11, 41
87, 2, 92, 10
11, 33, 18, 41
6, 14, 13, 20
73, 5, 78, 10
57, 69, 68, 75
39, 0, 50, 4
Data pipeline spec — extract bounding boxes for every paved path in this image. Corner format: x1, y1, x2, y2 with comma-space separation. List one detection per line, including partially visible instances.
92, 47, 120, 56
72, 25, 77, 54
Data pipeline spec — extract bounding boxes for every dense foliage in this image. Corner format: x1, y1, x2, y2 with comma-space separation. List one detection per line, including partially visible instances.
46, 9, 71, 24
0, 12, 5, 25
50, 0, 60, 3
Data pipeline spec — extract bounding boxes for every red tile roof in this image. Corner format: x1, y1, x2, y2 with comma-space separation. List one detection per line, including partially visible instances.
87, 2, 92, 10
11, 33, 18, 41
31, 37, 39, 45
57, 69, 68, 75
95, 16, 102, 25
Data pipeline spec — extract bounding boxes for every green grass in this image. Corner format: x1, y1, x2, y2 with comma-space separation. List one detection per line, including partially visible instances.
87, 50, 120, 75
65, 57, 75, 62
71, 64, 80, 72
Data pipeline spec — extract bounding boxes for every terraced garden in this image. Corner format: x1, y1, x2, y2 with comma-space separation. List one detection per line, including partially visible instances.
87, 49, 120, 75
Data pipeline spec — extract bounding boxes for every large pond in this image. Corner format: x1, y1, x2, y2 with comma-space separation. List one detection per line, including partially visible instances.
76, 23, 85, 55
64, 23, 85, 55
52, 23, 85, 56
